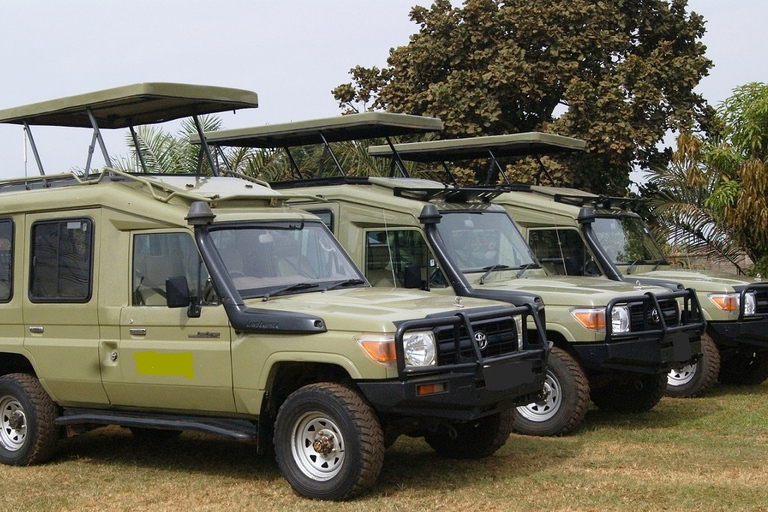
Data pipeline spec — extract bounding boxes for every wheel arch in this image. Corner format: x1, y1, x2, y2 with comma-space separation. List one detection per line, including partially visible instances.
0, 353, 37, 378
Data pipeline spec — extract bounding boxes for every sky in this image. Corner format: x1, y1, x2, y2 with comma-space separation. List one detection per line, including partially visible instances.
1, 0, 766, 181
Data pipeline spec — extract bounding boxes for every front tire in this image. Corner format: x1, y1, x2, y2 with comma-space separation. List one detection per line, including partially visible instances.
0, 373, 59, 466
667, 334, 721, 397
513, 347, 589, 436
425, 409, 513, 459
718, 348, 768, 385
274, 383, 384, 501
591, 373, 666, 413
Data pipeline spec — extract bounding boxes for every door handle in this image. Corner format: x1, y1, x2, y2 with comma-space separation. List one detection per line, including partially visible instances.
29, 326, 44, 334
129, 328, 147, 336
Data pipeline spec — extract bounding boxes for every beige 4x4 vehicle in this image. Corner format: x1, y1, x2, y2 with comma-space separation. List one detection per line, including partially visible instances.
373, 132, 767, 398
196, 113, 705, 438
0, 85, 549, 500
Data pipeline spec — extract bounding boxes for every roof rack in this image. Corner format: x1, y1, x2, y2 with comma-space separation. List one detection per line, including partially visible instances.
0, 82, 259, 177
191, 112, 443, 179
367, 132, 585, 186
552, 192, 641, 211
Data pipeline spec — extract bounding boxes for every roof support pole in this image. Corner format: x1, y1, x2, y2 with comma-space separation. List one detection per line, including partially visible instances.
22, 122, 46, 176
318, 131, 345, 177
384, 136, 410, 178
193, 115, 219, 176
86, 107, 112, 170
129, 125, 149, 173
284, 148, 304, 179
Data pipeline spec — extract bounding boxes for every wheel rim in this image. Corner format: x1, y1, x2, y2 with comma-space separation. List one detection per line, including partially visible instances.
290, 411, 346, 481
0, 395, 27, 452
668, 363, 697, 387
517, 369, 562, 422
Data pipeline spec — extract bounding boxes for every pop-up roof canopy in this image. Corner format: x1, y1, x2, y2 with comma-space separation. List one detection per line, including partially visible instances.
367, 132, 585, 186
192, 112, 443, 179
0, 82, 259, 176
193, 112, 442, 147
367, 132, 585, 162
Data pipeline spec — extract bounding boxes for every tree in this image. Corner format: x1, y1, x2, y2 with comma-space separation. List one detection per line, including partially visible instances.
645, 83, 768, 274
333, 0, 712, 195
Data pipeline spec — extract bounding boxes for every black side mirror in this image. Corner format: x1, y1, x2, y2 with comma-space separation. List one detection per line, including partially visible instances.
166, 276, 201, 317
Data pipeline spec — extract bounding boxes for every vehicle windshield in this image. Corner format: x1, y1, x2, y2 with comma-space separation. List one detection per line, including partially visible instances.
436, 211, 538, 272
591, 216, 667, 266
209, 221, 366, 299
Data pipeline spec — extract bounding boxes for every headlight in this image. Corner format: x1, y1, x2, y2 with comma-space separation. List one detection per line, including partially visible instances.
611, 305, 631, 333
403, 331, 436, 367
355, 330, 437, 368
709, 292, 757, 316
571, 306, 631, 333
744, 292, 757, 316
514, 314, 524, 350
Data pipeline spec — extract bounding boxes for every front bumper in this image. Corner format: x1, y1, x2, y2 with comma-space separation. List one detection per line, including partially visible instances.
709, 318, 768, 349
574, 289, 704, 374
357, 348, 547, 420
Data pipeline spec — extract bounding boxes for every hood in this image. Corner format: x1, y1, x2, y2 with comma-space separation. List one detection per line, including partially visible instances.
627, 266, 761, 293
474, 272, 669, 307
245, 287, 505, 332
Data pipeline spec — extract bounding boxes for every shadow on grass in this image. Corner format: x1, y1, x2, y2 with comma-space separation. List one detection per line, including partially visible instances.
57, 426, 278, 481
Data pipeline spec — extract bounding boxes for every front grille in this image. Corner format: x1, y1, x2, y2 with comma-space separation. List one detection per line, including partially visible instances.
434, 317, 517, 366
629, 299, 680, 332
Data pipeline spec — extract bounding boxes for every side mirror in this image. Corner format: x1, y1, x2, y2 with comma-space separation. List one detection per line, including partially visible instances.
166, 276, 201, 317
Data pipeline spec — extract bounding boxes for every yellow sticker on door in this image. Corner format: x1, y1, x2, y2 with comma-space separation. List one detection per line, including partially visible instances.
134, 351, 194, 379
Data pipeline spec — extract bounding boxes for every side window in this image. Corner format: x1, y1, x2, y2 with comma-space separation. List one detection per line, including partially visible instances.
133, 232, 211, 306
30, 218, 94, 302
0, 219, 13, 302
365, 229, 447, 289
529, 228, 601, 276
308, 210, 334, 232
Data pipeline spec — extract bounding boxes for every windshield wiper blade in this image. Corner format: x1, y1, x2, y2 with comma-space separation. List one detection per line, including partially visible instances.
516, 263, 538, 278
625, 259, 645, 275
479, 265, 512, 285
323, 278, 366, 291
262, 282, 319, 301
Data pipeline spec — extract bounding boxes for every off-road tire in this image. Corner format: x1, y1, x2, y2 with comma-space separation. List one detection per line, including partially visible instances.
667, 333, 721, 397
425, 409, 513, 459
513, 347, 589, 436
590, 373, 667, 413
718, 348, 768, 385
274, 383, 384, 501
0, 373, 59, 465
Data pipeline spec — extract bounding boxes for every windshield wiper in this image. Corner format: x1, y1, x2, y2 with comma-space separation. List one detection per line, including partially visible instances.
479, 265, 512, 285
625, 259, 645, 275
516, 263, 538, 278
262, 282, 319, 301
323, 278, 366, 291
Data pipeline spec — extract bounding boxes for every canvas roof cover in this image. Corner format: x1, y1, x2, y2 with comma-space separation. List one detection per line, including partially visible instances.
367, 132, 585, 162
192, 112, 443, 148
0, 82, 259, 128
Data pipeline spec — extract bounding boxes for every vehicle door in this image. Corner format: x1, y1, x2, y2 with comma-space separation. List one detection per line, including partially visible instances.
22, 212, 109, 404
109, 230, 235, 413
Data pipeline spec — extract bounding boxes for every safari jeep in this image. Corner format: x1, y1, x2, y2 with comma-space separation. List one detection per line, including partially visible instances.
0, 85, 549, 501
196, 113, 705, 438
384, 131, 768, 397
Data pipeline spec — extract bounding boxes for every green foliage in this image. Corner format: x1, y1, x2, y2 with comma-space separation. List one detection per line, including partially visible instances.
112, 115, 222, 175
646, 82, 768, 272
334, 0, 712, 195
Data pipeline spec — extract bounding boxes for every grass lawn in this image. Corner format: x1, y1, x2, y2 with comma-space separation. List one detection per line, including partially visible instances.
2, 381, 767, 511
